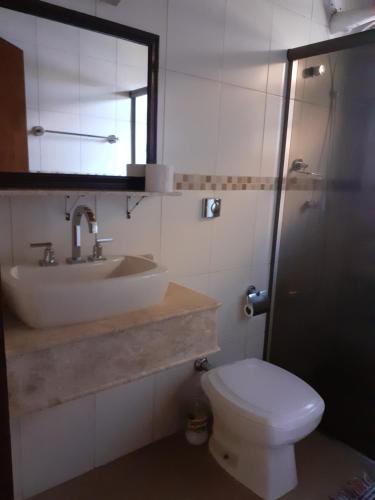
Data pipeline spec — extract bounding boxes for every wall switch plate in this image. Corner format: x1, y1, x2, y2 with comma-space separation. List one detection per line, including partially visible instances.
202, 198, 221, 218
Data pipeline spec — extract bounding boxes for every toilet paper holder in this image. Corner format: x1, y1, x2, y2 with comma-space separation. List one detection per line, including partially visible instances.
244, 285, 270, 318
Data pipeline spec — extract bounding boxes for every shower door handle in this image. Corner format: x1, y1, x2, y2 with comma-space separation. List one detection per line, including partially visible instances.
291, 159, 323, 179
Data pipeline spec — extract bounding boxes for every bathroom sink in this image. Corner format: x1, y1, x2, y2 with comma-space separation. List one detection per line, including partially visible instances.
2, 256, 168, 329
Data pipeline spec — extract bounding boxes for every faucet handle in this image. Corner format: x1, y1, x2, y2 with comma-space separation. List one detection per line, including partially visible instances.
96, 238, 113, 244
30, 242, 52, 248
88, 237, 113, 261
30, 242, 58, 267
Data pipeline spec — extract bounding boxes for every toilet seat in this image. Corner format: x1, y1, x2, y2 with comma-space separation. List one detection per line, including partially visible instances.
202, 359, 324, 431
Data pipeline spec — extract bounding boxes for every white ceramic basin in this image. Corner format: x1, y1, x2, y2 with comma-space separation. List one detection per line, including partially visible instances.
2, 256, 168, 329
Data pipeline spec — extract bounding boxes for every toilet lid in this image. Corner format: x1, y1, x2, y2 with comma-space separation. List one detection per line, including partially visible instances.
204, 359, 324, 429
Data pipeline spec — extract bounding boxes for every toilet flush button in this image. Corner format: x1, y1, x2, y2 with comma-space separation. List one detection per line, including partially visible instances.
202, 198, 221, 218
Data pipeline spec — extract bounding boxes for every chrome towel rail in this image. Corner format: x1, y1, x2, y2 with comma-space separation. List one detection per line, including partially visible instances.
31, 126, 119, 144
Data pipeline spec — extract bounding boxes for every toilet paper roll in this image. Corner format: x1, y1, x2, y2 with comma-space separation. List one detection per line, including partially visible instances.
243, 303, 254, 318
145, 164, 174, 193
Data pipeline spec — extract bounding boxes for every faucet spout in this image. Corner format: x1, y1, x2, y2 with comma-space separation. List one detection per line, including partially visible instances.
67, 205, 98, 264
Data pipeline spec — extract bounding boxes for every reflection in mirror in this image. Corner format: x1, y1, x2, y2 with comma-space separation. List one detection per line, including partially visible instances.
0, 7, 149, 176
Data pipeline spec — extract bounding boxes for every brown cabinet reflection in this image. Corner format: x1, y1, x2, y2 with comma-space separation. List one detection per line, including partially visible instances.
0, 37, 28, 172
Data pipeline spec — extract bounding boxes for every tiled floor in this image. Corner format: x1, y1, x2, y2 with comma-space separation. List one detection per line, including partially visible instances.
32, 432, 374, 500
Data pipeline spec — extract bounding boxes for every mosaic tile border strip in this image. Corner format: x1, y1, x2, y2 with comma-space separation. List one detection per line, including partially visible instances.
174, 174, 277, 191
174, 174, 326, 191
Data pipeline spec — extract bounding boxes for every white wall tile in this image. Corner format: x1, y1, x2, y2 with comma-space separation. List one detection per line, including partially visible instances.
273, 0, 313, 18
79, 56, 117, 119
312, 0, 330, 25
80, 116, 117, 175
95, 377, 154, 466
170, 273, 210, 295
37, 18, 79, 53
116, 63, 148, 94
80, 29, 117, 62
38, 46, 80, 114
268, 6, 311, 96
310, 21, 330, 43
208, 267, 252, 346
216, 84, 266, 176
250, 261, 271, 292
153, 361, 197, 441
10, 195, 72, 264
261, 94, 284, 178
0, 197, 13, 265
161, 191, 213, 276
20, 396, 95, 498
209, 190, 257, 272
117, 39, 148, 69
163, 72, 221, 174
39, 110, 80, 174
209, 339, 246, 367
167, 0, 226, 81
222, 0, 272, 92
245, 314, 266, 359
95, 194, 162, 261
26, 109, 41, 173
0, 7, 36, 45
251, 190, 276, 268
115, 120, 132, 175
97, 0, 168, 69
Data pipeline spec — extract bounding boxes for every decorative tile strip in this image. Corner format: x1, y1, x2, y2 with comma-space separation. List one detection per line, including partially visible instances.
285, 177, 325, 191
174, 174, 277, 191
174, 174, 329, 192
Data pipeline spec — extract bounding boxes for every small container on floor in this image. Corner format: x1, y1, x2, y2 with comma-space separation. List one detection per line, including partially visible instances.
185, 399, 209, 446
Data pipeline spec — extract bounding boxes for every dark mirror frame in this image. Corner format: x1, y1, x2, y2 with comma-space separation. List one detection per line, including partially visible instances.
0, 0, 159, 191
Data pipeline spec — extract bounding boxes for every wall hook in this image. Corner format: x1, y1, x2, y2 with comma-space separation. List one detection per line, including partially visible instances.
126, 195, 147, 219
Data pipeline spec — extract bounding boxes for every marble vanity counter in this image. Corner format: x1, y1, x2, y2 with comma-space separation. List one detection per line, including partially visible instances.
5, 283, 220, 417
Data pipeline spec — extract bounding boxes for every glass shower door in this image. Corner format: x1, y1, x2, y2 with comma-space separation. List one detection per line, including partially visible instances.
269, 42, 375, 459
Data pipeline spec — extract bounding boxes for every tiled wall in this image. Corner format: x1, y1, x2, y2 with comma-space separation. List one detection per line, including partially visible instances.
1, 0, 335, 498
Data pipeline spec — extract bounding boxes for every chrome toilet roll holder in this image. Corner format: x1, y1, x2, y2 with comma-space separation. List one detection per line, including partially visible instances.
244, 285, 270, 318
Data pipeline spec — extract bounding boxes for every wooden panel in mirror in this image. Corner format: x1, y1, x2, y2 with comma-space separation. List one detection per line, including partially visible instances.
0, 38, 28, 173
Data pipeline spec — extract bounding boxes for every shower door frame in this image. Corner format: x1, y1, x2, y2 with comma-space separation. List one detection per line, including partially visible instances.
264, 28, 375, 359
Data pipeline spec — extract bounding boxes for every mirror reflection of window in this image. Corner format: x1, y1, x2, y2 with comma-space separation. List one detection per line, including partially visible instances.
0, 8, 149, 176
130, 91, 148, 165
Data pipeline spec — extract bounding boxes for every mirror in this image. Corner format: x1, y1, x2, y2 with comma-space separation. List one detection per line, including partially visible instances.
0, 1, 158, 187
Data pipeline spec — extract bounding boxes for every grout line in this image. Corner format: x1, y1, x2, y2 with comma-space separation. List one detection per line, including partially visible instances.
265, 1, 274, 97
166, 67, 271, 96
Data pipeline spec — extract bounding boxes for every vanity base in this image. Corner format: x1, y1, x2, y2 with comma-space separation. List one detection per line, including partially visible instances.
5, 283, 220, 417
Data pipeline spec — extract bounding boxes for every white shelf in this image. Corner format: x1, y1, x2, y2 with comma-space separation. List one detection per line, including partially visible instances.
125, 191, 182, 197
0, 190, 182, 197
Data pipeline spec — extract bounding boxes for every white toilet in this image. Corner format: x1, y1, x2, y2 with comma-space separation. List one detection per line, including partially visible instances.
201, 358, 325, 500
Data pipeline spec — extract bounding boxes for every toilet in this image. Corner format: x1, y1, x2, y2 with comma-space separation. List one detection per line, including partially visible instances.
201, 358, 325, 500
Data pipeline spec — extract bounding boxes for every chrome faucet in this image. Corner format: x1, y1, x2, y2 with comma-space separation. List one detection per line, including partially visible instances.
66, 205, 98, 264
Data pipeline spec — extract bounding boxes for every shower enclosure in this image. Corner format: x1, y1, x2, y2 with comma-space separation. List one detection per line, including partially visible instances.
268, 32, 375, 460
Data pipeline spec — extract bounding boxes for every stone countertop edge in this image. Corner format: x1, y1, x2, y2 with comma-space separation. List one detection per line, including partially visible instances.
5, 282, 222, 359
10, 347, 221, 419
